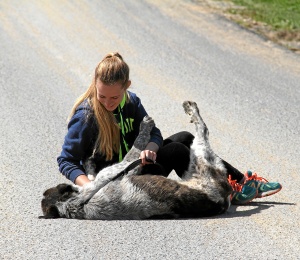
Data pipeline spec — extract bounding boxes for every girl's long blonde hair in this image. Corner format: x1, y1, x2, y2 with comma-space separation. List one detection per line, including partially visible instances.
68, 52, 130, 161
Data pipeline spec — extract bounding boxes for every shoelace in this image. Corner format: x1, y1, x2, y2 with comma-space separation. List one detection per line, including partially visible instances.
244, 172, 269, 184
228, 175, 243, 192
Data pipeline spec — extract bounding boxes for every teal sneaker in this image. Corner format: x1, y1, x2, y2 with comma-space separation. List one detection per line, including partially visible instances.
243, 170, 282, 198
228, 175, 257, 205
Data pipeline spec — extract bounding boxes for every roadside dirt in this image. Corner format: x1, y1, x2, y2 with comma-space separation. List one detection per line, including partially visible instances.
196, 0, 300, 54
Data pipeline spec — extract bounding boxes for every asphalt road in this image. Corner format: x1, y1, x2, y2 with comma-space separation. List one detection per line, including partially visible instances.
1, 1, 299, 259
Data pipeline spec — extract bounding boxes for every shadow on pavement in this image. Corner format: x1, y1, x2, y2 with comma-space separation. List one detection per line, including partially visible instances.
222, 201, 296, 218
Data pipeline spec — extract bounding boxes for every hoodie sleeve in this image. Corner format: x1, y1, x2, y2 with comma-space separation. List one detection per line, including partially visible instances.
57, 108, 96, 183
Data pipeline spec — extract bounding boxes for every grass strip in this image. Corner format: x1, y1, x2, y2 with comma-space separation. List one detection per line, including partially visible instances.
227, 0, 300, 30
213, 0, 300, 51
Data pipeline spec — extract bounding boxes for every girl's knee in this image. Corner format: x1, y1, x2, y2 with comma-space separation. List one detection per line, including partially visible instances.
163, 131, 194, 147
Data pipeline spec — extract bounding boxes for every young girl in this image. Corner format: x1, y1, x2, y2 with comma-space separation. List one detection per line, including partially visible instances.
57, 52, 282, 204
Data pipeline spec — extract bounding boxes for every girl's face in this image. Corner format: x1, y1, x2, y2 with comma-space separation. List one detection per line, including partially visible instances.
95, 80, 130, 111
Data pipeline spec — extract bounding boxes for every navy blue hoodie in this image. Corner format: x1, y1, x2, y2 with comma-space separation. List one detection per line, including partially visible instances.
57, 91, 163, 183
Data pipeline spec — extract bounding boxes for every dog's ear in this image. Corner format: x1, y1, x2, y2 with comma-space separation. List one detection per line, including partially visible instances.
57, 184, 74, 194
42, 184, 74, 197
43, 187, 57, 197
43, 205, 60, 219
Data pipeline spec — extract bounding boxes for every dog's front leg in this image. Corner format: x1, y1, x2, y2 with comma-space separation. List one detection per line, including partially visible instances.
77, 116, 155, 203
76, 159, 135, 203
123, 116, 155, 162
71, 184, 82, 192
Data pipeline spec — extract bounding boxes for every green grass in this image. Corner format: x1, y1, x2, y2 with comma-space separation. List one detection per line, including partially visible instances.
225, 0, 300, 30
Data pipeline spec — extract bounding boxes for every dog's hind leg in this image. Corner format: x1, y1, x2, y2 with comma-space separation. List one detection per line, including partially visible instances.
183, 101, 209, 147
182, 101, 225, 172
182, 101, 231, 211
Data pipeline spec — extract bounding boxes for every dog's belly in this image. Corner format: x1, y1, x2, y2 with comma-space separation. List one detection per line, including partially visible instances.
83, 177, 172, 220
83, 174, 229, 219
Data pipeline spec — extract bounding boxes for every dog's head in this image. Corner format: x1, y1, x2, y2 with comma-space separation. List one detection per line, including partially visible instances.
40, 184, 77, 219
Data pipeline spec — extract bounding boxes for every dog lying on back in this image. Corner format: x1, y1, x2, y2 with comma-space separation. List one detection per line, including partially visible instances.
41, 101, 232, 220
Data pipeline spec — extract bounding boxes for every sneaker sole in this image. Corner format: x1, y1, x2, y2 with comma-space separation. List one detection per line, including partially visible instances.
231, 197, 256, 205
256, 187, 282, 198
231, 191, 258, 205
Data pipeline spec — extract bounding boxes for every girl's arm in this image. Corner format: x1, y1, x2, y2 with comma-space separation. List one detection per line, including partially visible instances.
74, 174, 91, 186
57, 106, 95, 183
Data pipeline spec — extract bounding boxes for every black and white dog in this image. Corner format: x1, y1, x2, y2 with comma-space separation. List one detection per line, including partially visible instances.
40, 101, 232, 220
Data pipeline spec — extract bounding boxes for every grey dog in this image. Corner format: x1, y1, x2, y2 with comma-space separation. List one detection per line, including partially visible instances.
40, 101, 232, 220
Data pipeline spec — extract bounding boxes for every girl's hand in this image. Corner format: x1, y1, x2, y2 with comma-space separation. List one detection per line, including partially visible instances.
139, 142, 159, 165
139, 149, 157, 165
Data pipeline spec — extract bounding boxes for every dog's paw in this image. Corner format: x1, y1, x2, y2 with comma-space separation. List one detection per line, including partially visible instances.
140, 116, 155, 132
72, 184, 83, 192
182, 101, 197, 114
182, 101, 200, 123
87, 174, 96, 181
